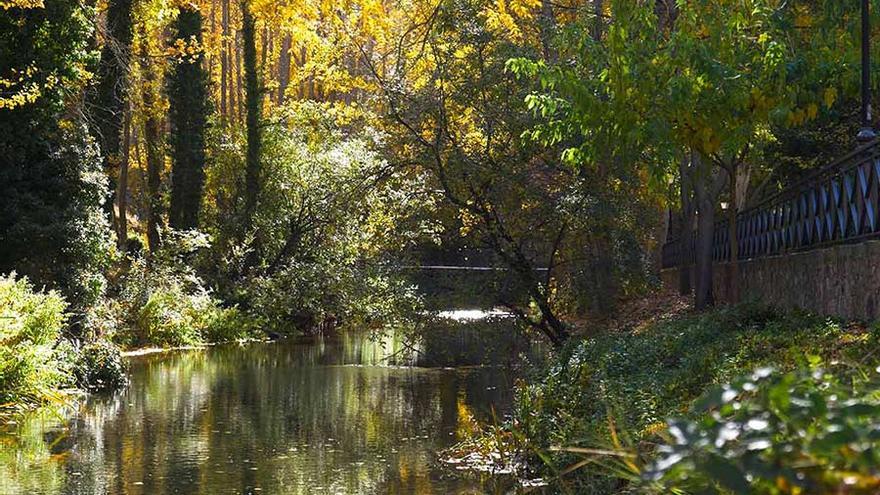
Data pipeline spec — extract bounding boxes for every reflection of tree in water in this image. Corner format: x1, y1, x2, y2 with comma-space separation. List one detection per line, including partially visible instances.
1, 333, 515, 494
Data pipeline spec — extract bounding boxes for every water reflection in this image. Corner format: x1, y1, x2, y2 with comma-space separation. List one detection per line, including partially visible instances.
1, 330, 520, 495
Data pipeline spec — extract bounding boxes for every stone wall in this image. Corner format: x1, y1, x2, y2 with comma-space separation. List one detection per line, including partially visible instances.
661, 240, 880, 321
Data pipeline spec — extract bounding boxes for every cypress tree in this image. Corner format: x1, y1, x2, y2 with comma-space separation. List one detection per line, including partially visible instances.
241, 0, 261, 234
168, 5, 210, 230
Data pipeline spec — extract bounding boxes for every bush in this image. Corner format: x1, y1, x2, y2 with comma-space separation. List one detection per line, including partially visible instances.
0, 274, 69, 410
201, 102, 432, 337
202, 305, 256, 343
133, 284, 213, 347
646, 366, 880, 494
511, 303, 880, 490
73, 340, 127, 391
109, 235, 259, 349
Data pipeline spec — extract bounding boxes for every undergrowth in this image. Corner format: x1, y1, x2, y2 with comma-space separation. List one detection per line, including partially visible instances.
0, 274, 69, 414
505, 302, 880, 492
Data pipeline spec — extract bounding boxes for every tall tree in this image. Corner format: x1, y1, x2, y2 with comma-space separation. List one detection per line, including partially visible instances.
168, 4, 210, 230
0, 0, 112, 314
277, 34, 291, 105
92, 0, 134, 245
241, 0, 261, 236
137, 21, 165, 252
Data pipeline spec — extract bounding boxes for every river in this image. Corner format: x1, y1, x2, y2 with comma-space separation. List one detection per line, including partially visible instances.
0, 319, 529, 495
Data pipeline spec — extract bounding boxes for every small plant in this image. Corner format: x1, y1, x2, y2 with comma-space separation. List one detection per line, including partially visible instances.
645, 365, 880, 494
110, 238, 260, 349
504, 303, 880, 490
0, 273, 69, 412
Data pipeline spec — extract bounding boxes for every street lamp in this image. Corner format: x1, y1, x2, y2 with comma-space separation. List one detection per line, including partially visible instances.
858, 0, 877, 141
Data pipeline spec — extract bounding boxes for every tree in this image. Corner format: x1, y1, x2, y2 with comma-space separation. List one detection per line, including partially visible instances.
508, 0, 854, 310
91, 0, 134, 246
135, 17, 166, 253
662, 0, 832, 307
168, 4, 210, 230
364, 0, 660, 346
241, 0, 261, 237
0, 0, 112, 315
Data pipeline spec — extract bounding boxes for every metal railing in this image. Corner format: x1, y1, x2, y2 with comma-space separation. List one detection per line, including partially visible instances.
662, 139, 880, 269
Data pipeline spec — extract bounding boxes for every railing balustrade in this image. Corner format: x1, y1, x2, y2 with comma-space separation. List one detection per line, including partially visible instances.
661, 140, 880, 269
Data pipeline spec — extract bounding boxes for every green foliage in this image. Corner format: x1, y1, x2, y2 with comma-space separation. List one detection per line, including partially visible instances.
168, 4, 210, 230
0, 274, 69, 411
0, 0, 112, 315
109, 233, 258, 348
73, 340, 127, 391
513, 303, 879, 490
386, 0, 660, 331
203, 102, 434, 335
646, 366, 880, 494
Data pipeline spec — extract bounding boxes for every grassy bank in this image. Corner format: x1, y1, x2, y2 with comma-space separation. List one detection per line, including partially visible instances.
504, 302, 880, 491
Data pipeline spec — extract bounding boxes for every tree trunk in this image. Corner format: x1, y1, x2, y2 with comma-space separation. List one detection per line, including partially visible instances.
538, 0, 558, 62
726, 161, 740, 303
694, 186, 715, 310
300, 46, 308, 99
220, 0, 229, 120
117, 105, 130, 250
678, 152, 694, 295
92, 0, 134, 231
592, 0, 603, 41
693, 153, 723, 310
584, 236, 618, 317
277, 34, 292, 105
235, 29, 244, 123
144, 94, 163, 252
145, 117, 163, 252
241, 0, 261, 235
209, 0, 216, 77
138, 23, 164, 253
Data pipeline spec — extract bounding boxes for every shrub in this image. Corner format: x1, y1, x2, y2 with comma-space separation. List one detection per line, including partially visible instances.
202, 305, 256, 343
0, 274, 69, 410
645, 366, 880, 494
109, 236, 259, 349
132, 284, 212, 347
73, 340, 127, 391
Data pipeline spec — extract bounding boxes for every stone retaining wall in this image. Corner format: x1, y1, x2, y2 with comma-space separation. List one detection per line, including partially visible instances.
661, 240, 880, 321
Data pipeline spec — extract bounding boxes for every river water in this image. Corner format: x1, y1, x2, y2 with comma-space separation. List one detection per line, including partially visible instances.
0, 324, 526, 495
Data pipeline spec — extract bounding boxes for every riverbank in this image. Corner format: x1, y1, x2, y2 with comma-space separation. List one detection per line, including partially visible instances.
462, 299, 880, 492
0, 270, 270, 421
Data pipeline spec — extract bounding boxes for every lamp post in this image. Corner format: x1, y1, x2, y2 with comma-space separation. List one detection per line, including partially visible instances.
858, 0, 877, 141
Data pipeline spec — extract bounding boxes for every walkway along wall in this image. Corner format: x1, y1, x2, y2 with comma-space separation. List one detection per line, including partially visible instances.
661, 239, 880, 321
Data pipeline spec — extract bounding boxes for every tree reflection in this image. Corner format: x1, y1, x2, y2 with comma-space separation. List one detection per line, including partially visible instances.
0, 328, 519, 494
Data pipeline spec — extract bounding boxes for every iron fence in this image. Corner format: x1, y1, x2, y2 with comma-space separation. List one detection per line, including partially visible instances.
662, 140, 880, 269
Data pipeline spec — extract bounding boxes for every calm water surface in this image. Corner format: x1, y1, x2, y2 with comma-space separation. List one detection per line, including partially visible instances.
1, 329, 521, 495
